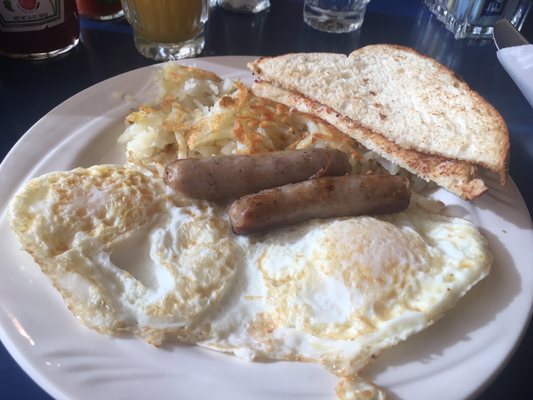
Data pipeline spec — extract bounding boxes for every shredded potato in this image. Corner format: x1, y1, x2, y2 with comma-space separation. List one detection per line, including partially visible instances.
118, 62, 432, 193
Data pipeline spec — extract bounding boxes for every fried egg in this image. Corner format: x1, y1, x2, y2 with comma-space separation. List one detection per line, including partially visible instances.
10, 163, 491, 399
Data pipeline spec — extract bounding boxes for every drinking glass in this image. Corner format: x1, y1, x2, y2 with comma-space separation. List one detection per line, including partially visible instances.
425, 0, 532, 39
121, 0, 209, 60
303, 0, 371, 33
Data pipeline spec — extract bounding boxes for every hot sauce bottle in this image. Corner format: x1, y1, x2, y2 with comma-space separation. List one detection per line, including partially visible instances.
0, 0, 80, 59
76, 0, 122, 21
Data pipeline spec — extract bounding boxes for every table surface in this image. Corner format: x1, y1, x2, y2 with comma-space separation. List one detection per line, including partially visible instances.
1, 0, 532, 399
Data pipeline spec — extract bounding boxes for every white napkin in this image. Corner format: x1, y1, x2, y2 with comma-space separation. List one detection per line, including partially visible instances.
497, 44, 533, 109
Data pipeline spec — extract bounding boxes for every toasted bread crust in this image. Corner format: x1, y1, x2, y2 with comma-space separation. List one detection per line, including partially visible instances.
248, 45, 509, 186
377, 45, 509, 185
252, 81, 487, 200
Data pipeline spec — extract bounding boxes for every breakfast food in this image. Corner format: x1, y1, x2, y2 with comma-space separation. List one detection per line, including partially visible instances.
253, 81, 489, 200
164, 148, 351, 200
9, 61, 494, 400
119, 64, 431, 195
248, 44, 510, 199
228, 174, 411, 234
9, 164, 492, 399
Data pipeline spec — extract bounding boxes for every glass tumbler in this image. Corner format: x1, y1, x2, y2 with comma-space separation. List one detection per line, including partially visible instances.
121, 0, 209, 60
303, 0, 371, 33
425, 0, 532, 39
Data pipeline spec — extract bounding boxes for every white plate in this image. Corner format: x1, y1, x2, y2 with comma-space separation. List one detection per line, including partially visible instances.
1, 56, 532, 400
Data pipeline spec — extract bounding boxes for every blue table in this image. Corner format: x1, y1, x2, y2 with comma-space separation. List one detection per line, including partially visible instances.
1, 0, 532, 398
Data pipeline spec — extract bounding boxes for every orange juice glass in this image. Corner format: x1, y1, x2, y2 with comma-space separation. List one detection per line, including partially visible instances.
121, 0, 209, 60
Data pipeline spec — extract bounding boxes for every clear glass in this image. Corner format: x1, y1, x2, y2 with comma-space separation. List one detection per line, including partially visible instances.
217, 0, 270, 13
121, 0, 209, 61
303, 0, 371, 33
424, 0, 532, 39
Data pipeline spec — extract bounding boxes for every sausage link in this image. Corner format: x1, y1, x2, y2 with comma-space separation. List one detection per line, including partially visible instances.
228, 175, 410, 234
164, 148, 351, 201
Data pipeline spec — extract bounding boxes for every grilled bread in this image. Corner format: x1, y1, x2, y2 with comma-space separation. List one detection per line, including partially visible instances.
248, 45, 509, 198
253, 81, 487, 199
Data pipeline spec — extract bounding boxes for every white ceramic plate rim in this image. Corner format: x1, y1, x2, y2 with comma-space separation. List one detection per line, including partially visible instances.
1, 56, 532, 400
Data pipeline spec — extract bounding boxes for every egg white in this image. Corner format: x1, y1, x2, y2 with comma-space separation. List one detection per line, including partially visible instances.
10, 164, 491, 399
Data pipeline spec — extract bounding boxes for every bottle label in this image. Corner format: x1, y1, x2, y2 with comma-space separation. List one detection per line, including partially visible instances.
0, 0, 64, 32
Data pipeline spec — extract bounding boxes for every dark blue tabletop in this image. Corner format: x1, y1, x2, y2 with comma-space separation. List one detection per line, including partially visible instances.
1, 0, 532, 399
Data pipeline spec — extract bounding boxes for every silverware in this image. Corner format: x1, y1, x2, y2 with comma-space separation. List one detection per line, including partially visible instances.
493, 19, 529, 49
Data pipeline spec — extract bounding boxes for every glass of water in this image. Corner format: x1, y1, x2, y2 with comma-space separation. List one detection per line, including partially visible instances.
303, 0, 371, 33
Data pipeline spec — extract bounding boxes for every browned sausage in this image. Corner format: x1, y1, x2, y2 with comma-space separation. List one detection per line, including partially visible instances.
164, 148, 351, 201
228, 175, 410, 234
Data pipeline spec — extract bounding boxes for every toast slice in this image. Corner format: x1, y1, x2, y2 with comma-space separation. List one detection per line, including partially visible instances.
252, 81, 487, 200
248, 45, 509, 186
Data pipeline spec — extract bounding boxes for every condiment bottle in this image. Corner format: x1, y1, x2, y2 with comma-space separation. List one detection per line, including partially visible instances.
217, 0, 270, 13
0, 0, 80, 59
76, 0, 123, 21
